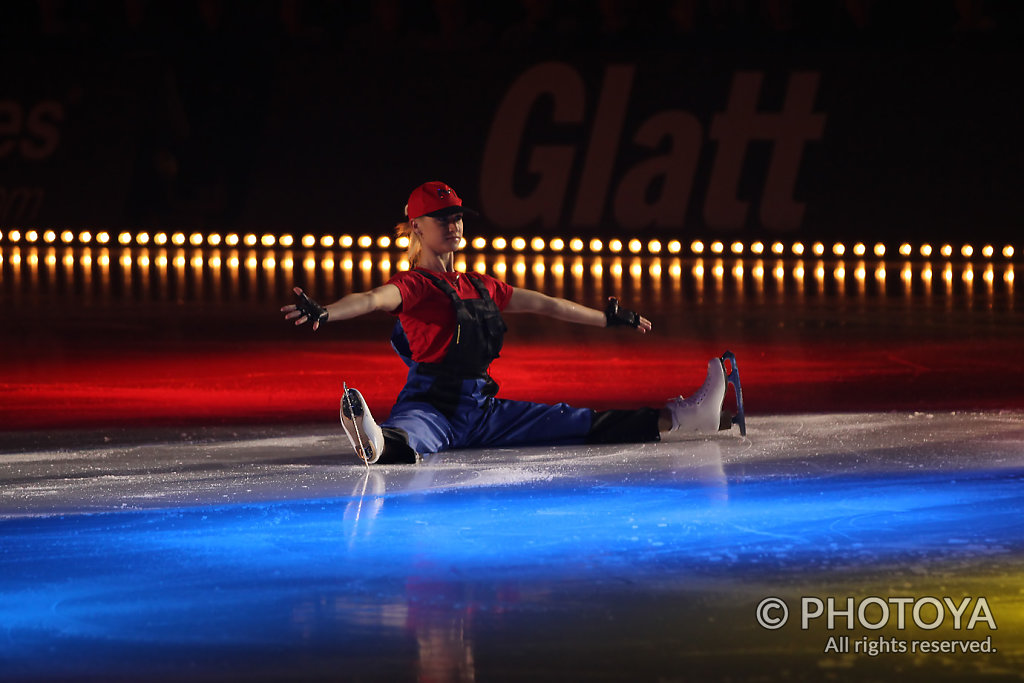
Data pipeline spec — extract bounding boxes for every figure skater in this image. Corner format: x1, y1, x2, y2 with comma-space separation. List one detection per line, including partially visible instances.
281, 181, 744, 464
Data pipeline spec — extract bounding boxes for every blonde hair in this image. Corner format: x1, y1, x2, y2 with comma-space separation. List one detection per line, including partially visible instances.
395, 220, 422, 268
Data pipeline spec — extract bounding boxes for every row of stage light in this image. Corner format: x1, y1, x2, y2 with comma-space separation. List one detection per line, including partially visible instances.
0, 229, 1018, 261
0, 245, 1015, 291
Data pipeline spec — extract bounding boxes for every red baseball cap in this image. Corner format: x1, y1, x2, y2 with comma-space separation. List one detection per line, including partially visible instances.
405, 181, 478, 220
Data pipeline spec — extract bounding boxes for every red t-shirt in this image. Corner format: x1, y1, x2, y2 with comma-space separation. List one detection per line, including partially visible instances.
386, 268, 514, 363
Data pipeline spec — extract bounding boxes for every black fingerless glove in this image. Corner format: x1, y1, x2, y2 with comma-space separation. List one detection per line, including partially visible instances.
605, 297, 641, 328
295, 291, 329, 326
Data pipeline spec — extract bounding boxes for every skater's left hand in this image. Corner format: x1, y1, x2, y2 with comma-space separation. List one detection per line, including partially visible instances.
282, 286, 329, 330
605, 298, 652, 333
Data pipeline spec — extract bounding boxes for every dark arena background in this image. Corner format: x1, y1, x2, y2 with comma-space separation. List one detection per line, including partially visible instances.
2, 2, 1024, 682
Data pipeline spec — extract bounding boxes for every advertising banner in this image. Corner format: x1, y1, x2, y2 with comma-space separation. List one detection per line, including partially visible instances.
3, 47, 1021, 242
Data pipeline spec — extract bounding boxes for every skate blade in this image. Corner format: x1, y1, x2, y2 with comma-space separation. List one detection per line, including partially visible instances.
720, 350, 746, 436
340, 383, 373, 467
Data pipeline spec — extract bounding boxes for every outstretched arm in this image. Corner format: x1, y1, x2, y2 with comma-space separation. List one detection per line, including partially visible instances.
505, 288, 652, 333
281, 285, 402, 331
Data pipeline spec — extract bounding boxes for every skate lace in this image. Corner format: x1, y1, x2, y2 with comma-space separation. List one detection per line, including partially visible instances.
670, 371, 715, 409
672, 384, 709, 409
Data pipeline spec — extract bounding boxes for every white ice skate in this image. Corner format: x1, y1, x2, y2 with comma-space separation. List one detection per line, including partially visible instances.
340, 384, 385, 466
668, 351, 747, 436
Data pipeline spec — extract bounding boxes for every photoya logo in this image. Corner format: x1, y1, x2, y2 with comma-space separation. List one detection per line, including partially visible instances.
481, 62, 825, 232
756, 596, 998, 631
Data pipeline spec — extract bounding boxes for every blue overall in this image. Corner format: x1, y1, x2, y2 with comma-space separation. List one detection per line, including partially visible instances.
377, 270, 660, 463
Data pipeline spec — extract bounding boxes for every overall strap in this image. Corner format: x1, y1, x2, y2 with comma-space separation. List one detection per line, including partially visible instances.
414, 269, 463, 305
463, 272, 497, 305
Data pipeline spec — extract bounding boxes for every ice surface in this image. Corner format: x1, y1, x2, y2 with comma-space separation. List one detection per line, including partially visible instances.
2, 411, 1023, 681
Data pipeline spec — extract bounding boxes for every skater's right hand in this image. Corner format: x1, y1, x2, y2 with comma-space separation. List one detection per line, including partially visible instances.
281, 286, 329, 331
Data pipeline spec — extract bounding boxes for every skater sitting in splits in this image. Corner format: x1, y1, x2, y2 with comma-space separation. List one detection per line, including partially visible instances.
281, 181, 744, 465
